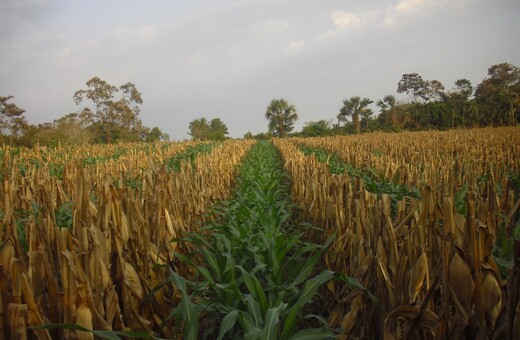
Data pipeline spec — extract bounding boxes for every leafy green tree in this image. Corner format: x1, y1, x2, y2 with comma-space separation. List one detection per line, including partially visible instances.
208, 118, 229, 140
54, 113, 94, 144
188, 117, 229, 140
0, 95, 28, 143
144, 126, 169, 142
397, 73, 428, 103
475, 63, 520, 126
73, 77, 144, 143
397, 73, 444, 128
265, 99, 298, 137
189, 117, 210, 140
338, 96, 373, 134
301, 120, 332, 137
446, 79, 473, 127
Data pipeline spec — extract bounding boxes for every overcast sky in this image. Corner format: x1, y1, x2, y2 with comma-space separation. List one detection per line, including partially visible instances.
1, 0, 519, 140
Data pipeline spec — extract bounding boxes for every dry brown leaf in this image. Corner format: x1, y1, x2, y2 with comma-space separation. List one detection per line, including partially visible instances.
449, 251, 474, 321
481, 271, 502, 329
76, 303, 94, 340
409, 252, 427, 304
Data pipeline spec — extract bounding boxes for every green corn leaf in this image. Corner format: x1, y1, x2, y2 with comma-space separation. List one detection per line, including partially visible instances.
196, 265, 214, 284
169, 269, 199, 340
202, 247, 222, 281
29, 323, 163, 339
246, 294, 263, 328
238, 266, 268, 314
260, 303, 287, 340
290, 250, 322, 288
217, 310, 239, 340
286, 328, 336, 340
282, 270, 334, 339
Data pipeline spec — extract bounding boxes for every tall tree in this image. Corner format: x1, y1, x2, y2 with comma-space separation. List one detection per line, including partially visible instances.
397, 73, 444, 128
338, 96, 373, 134
475, 63, 520, 126
397, 73, 429, 103
209, 118, 229, 140
189, 117, 210, 140
265, 99, 298, 137
73, 77, 143, 143
0, 95, 28, 143
188, 117, 229, 140
447, 79, 473, 127
377, 95, 397, 129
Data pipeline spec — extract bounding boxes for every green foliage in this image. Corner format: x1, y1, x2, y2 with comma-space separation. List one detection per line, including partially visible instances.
73, 77, 145, 143
301, 120, 332, 137
189, 117, 229, 141
265, 99, 298, 138
30, 323, 160, 340
0, 95, 28, 143
164, 141, 337, 339
55, 201, 73, 230
337, 96, 373, 134
298, 145, 421, 213
493, 218, 520, 277
163, 142, 215, 173
14, 201, 41, 253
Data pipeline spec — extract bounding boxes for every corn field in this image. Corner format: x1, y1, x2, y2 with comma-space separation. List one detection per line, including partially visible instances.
0, 127, 519, 339
0, 140, 254, 339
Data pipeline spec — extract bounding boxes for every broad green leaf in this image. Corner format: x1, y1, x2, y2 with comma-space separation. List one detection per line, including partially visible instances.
169, 270, 199, 340
260, 303, 287, 340
202, 248, 222, 282
196, 265, 214, 284
217, 310, 239, 340
246, 294, 263, 328
238, 266, 268, 314
290, 250, 322, 288
282, 271, 334, 339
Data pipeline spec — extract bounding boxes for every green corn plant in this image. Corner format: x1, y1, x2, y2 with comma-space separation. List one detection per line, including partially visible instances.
165, 141, 336, 339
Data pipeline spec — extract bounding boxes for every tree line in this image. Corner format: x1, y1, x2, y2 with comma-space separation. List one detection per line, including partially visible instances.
1, 62, 518, 145
259, 62, 520, 138
1, 77, 169, 146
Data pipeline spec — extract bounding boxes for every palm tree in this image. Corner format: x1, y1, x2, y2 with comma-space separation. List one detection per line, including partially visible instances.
265, 99, 298, 137
338, 96, 373, 134
188, 117, 210, 140
377, 95, 396, 129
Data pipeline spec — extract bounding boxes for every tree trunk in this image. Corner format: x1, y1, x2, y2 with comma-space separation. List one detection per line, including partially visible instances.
353, 114, 360, 134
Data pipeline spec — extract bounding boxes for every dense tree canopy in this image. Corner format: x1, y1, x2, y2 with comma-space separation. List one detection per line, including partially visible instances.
265, 99, 298, 137
188, 117, 229, 140
301, 120, 332, 137
475, 63, 520, 126
0, 95, 28, 143
73, 77, 144, 143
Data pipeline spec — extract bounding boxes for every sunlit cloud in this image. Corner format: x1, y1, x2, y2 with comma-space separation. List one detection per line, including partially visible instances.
331, 10, 377, 30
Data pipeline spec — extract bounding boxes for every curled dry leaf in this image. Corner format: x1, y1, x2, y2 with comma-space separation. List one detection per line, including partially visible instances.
481, 271, 502, 329
409, 252, 427, 305
76, 303, 94, 340
124, 262, 143, 299
384, 305, 439, 340
449, 251, 474, 321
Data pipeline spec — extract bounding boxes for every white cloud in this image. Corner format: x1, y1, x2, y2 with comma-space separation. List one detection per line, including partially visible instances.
331, 10, 376, 30
284, 40, 305, 54
384, 0, 452, 27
